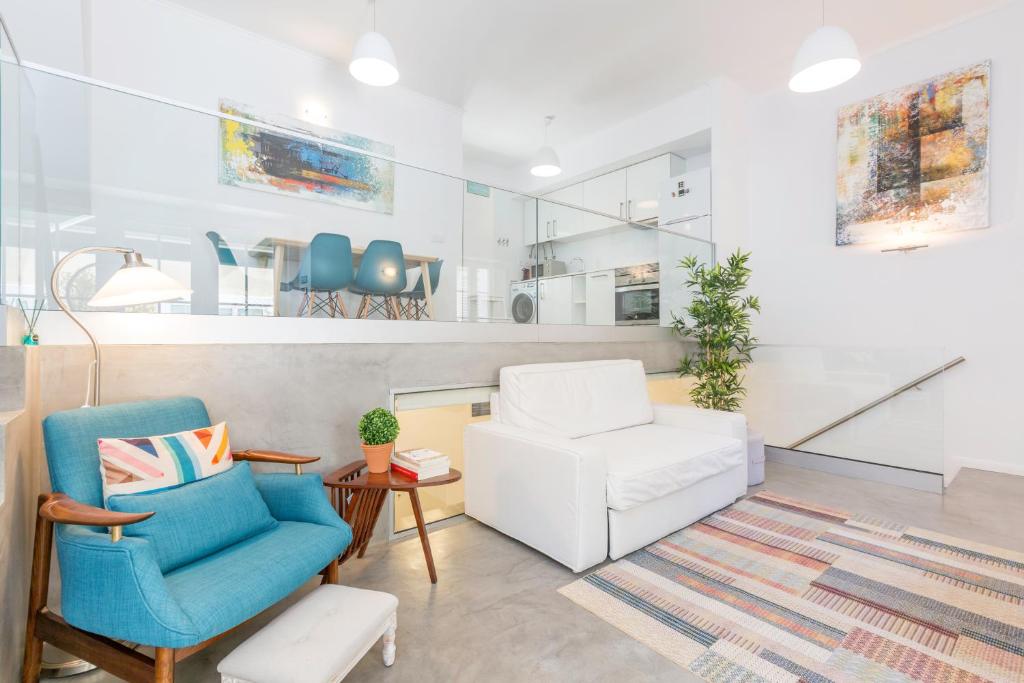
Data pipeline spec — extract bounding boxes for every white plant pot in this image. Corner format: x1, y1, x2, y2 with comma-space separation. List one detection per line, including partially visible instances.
747, 428, 766, 486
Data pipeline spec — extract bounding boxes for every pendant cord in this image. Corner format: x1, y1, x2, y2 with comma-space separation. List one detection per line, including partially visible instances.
371, 0, 376, 31
821, 0, 825, 26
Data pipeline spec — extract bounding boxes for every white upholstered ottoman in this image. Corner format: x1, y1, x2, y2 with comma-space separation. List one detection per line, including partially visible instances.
218, 584, 398, 683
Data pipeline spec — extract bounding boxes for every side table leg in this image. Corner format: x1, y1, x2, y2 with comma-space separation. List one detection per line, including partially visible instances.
382, 612, 397, 666
408, 489, 437, 584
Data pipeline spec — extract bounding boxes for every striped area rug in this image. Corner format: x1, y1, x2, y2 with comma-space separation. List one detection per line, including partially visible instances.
559, 491, 1024, 682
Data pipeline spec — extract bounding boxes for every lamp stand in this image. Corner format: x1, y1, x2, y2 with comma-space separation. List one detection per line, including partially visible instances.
49, 246, 133, 407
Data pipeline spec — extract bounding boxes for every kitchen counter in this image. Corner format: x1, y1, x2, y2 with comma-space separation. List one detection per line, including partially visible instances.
510, 262, 655, 285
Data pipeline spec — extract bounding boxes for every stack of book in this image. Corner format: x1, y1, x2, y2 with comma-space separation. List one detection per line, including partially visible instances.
391, 448, 450, 480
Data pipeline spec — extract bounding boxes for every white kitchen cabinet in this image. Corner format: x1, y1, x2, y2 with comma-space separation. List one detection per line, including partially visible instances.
539, 183, 584, 241
582, 169, 626, 233
537, 276, 573, 324
626, 154, 685, 222
584, 269, 616, 326
523, 197, 539, 246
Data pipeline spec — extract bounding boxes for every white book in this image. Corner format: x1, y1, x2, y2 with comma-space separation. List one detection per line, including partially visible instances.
392, 456, 449, 479
396, 449, 447, 465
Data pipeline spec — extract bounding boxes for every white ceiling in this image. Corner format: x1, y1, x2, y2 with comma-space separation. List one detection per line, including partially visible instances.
166, 0, 1008, 167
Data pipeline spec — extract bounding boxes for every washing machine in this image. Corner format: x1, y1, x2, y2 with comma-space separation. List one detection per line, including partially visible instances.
509, 280, 537, 323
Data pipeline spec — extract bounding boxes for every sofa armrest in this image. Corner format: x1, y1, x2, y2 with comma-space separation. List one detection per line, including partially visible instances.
55, 525, 199, 647
40, 492, 153, 529
252, 472, 351, 538
463, 422, 607, 572
233, 449, 319, 474
652, 403, 748, 445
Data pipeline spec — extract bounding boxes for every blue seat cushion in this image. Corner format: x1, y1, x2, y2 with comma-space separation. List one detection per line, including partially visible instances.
164, 520, 350, 641
107, 462, 277, 573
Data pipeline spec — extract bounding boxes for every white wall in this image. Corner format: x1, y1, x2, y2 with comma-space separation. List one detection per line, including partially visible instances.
747, 0, 1024, 480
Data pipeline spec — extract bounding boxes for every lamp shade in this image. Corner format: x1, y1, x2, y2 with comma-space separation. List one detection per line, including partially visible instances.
529, 145, 562, 178
88, 257, 192, 308
349, 31, 400, 87
788, 25, 861, 93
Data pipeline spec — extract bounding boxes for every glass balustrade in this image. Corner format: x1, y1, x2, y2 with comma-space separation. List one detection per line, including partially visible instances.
743, 344, 948, 475
637, 345, 948, 477
0, 61, 714, 328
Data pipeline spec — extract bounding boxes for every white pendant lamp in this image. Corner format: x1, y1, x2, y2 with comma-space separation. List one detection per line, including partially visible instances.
789, 1, 861, 93
530, 115, 562, 178
350, 0, 399, 87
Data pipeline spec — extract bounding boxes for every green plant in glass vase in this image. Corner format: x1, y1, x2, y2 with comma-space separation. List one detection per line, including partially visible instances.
672, 250, 760, 412
358, 407, 401, 474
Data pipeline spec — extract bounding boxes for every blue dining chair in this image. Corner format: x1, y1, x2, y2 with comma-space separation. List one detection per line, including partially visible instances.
206, 231, 248, 314
348, 240, 408, 319
281, 233, 354, 318
399, 259, 443, 320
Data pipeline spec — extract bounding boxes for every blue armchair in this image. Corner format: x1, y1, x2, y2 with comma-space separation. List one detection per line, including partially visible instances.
22, 397, 352, 683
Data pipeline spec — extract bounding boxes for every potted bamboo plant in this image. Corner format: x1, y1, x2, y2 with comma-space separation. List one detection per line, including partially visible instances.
358, 407, 400, 474
672, 249, 765, 485
672, 249, 760, 411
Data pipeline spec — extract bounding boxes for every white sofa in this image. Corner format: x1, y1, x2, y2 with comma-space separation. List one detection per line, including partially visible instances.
464, 359, 747, 572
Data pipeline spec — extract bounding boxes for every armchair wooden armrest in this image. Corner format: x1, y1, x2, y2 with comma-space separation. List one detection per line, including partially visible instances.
38, 493, 153, 543
233, 449, 320, 474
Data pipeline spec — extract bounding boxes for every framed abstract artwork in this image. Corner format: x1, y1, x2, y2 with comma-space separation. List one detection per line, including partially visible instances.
218, 99, 395, 214
836, 61, 990, 246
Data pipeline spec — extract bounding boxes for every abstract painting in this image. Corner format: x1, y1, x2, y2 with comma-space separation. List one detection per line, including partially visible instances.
218, 99, 395, 214
836, 62, 990, 246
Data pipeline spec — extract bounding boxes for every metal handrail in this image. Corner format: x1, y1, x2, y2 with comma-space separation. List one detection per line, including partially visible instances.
787, 356, 965, 450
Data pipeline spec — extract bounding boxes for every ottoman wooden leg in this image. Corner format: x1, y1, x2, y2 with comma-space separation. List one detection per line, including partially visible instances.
382, 613, 397, 667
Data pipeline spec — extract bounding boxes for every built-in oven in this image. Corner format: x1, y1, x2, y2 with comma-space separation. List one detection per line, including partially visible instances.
614, 263, 659, 325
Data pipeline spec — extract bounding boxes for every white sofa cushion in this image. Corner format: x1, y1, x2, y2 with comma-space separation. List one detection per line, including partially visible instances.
578, 423, 745, 511
498, 360, 653, 438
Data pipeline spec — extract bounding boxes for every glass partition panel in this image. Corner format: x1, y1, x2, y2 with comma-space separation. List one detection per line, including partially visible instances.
1, 61, 715, 328
7, 65, 479, 321
743, 345, 948, 474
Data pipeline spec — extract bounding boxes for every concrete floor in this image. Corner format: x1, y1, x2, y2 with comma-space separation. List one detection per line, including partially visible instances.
76, 463, 1024, 683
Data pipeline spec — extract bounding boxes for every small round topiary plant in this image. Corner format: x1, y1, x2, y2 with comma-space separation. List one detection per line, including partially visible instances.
358, 407, 400, 446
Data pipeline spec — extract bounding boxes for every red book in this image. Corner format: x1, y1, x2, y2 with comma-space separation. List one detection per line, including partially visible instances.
390, 462, 420, 480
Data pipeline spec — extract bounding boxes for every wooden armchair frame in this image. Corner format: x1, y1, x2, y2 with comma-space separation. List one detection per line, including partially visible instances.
22, 451, 336, 683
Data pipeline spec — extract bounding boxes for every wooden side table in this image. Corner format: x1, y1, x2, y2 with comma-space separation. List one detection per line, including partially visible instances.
323, 461, 462, 584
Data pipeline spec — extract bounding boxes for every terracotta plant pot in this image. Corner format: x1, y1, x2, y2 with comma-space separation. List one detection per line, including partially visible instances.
361, 442, 394, 474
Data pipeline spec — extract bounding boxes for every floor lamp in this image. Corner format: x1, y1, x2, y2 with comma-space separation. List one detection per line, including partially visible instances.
50, 246, 191, 407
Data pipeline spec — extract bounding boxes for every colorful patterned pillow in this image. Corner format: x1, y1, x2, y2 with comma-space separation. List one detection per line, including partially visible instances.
97, 421, 233, 499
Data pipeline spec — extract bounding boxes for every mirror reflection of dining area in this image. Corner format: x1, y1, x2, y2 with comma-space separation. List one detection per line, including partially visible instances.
206, 231, 442, 321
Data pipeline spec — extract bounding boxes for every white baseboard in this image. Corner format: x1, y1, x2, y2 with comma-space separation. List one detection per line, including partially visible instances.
949, 457, 1024, 479
765, 447, 943, 493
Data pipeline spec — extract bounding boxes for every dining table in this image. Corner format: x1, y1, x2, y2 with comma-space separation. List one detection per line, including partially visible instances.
249, 237, 439, 320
